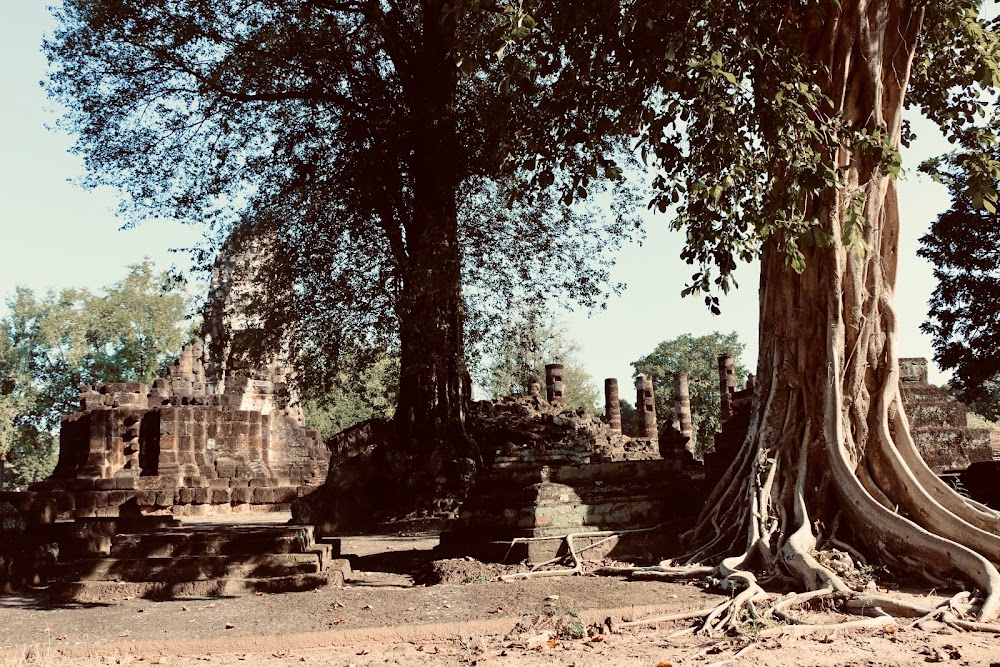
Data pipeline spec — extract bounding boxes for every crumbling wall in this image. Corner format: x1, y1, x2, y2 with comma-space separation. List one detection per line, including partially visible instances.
468, 392, 660, 466
898, 358, 993, 473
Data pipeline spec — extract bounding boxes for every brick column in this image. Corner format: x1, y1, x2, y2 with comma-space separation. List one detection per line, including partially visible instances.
545, 364, 566, 406
157, 406, 182, 477
673, 372, 694, 455
635, 374, 658, 440
604, 378, 621, 433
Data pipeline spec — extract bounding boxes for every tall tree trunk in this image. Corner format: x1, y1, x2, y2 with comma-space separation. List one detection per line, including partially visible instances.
391, 0, 477, 503
688, 0, 1000, 620
292, 2, 478, 532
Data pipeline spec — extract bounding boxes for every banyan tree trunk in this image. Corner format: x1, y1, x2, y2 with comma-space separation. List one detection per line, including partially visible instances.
687, 0, 1000, 620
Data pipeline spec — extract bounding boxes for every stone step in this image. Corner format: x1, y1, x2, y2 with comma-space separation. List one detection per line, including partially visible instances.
64, 553, 323, 582
308, 544, 343, 572
109, 526, 314, 557
49, 570, 344, 602
56, 536, 113, 558
39, 516, 182, 542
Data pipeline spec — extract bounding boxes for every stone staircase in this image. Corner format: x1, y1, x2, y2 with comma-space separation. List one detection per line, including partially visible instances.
46, 518, 348, 601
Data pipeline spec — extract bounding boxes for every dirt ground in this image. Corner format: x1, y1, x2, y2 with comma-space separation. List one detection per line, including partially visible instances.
2, 517, 999, 667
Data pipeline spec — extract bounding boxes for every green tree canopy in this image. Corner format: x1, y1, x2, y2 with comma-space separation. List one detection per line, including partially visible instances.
0, 261, 190, 488
918, 152, 1000, 421
302, 354, 399, 440
477, 310, 600, 411
632, 332, 747, 455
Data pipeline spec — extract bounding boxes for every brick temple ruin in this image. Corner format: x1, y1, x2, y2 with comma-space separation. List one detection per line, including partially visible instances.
5, 342, 998, 595
1, 241, 340, 598
28, 336, 329, 519
897, 358, 1000, 507
26, 236, 331, 519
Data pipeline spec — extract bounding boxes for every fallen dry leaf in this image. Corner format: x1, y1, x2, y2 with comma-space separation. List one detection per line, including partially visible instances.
655, 662, 673, 667
547, 639, 558, 649
591, 636, 604, 642
225, 623, 235, 630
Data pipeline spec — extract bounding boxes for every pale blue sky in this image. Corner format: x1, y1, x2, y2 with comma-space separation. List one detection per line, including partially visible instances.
0, 2, 971, 390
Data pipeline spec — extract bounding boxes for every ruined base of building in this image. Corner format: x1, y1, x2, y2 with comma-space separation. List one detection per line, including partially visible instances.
29, 370, 330, 519
17, 479, 321, 521
291, 394, 683, 540
438, 458, 706, 564
434, 393, 706, 565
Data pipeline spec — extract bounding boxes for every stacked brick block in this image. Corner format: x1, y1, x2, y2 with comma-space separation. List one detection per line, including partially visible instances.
31, 340, 328, 519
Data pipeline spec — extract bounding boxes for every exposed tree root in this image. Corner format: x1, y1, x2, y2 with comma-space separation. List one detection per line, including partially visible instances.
704, 642, 756, 667
499, 524, 669, 581
610, 606, 722, 631
499, 531, 590, 581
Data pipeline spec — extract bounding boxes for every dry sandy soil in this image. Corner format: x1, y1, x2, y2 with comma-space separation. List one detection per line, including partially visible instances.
2, 517, 999, 667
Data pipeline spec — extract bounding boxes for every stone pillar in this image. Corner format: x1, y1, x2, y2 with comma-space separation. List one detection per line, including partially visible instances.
673, 372, 694, 454
158, 406, 181, 477
526, 375, 542, 397
604, 378, 622, 433
545, 364, 566, 406
718, 354, 736, 422
635, 374, 658, 440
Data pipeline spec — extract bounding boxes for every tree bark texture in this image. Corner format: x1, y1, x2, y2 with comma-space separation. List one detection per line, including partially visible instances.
690, 0, 1000, 620
293, 2, 477, 530
385, 0, 477, 505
